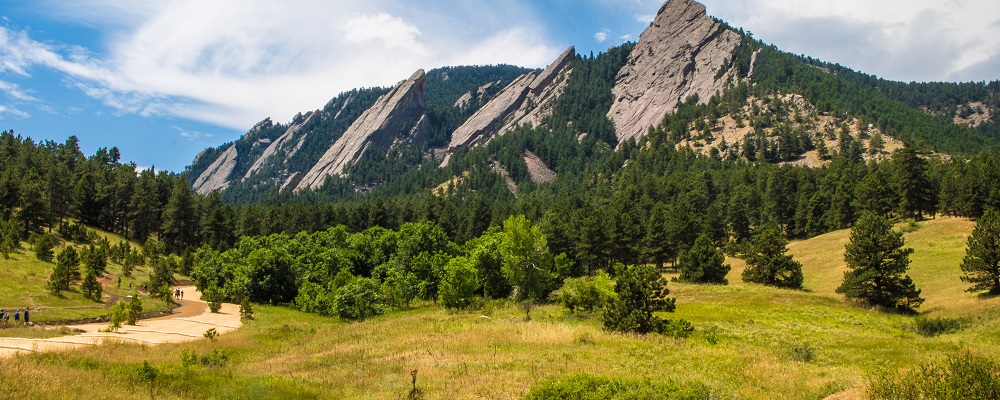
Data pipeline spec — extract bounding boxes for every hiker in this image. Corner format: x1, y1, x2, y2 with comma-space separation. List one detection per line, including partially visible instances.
117, 276, 122, 288
1, 309, 5, 326
23, 307, 29, 324
129, 281, 133, 290
175, 288, 180, 298
181, 290, 184, 299
13, 309, 20, 324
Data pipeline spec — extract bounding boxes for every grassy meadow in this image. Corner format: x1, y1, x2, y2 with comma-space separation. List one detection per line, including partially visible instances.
2, 217, 998, 399
0, 228, 170, 324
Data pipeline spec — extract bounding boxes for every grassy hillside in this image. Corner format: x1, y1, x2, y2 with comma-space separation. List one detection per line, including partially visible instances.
2, 218, 997, 399
0, 228, 171, 325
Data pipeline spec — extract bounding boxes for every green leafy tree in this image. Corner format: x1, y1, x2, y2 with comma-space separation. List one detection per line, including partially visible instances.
552, 271, 616, 314
33, 234, 57, 263
742, 228, 804, 289
500, 215, 554, 301
335, 277, 384, 321
602, 264, 676, 334
677, 234, 730, 284
438, 256, 480, 310
50, 246, 80, 295
836, 212, 924, 310
960, 210, 1000, 294
380, 266, 418, 308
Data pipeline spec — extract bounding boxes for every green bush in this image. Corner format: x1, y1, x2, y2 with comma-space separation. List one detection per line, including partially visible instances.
551, 271, 616, 314
867, 353, 1000, 399
439, 256, 480, 310
524, 374, 711, 400
203, 286, 224, 313
912, 316, 964, 337
335, 278, 385, 321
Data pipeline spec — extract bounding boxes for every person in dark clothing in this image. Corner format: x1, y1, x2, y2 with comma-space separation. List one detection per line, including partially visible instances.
23, 307, 29, 324
13, 309, 19, 324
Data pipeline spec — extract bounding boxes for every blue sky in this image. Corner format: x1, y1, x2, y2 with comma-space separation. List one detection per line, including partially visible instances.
1, 0, 998, 172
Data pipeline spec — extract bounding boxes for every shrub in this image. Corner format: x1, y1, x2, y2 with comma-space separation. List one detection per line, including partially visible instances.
524, 374, 711, 400
912, 316, 963, 337
551, 271, 616, 314
335, 278, 384, 321
867, 353, 1000, 399
203, 328, 218, 341
789, 342, 815, 363
602, 264, 677, 335
239, 298, 254, 320
203, 286, 224, 313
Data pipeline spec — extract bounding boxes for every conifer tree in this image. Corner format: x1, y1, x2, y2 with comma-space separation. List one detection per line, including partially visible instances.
602, 264, 675, 334
836, 211, 923, 310
960, 210, 1000, 294
678, 234, 730, 284
50, 246, 80, 295
742, 228, 803, 289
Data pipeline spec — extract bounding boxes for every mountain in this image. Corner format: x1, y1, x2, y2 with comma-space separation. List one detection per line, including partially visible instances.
186, 0, 999, 203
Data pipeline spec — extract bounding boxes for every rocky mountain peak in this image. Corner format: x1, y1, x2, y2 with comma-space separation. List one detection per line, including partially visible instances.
296, 69, 428, 191
608, 0, 741, 144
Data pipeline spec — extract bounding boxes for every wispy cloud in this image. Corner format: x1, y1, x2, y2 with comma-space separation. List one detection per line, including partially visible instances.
172, 126, 213, 140
635, 14, 656, 24
0, 80, 38, 102
594, 31, 608, 43
0, 104, 30, 119
0, 1, 563, 131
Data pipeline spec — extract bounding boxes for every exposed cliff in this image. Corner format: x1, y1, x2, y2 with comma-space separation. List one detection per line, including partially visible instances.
448, 47, 576, 151
608, 0, 741, 144
192, 144, 238, 194
297, 69, 428, 191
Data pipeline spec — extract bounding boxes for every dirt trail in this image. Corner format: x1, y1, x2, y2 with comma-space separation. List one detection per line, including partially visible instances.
0, 286, 241, 357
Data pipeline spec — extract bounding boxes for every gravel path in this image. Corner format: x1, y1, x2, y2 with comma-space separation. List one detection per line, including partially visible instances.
0, 286, 242, 357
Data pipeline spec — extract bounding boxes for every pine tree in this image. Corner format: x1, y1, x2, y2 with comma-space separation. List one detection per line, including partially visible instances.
891, 146, 936, 219
836, 211, 923, 310
50, 246, 79, 295
602, 264, 675, 334
161, 177, 198, 253
678, 234, 730, 284
81, 266, 102, 302
960, 210, 1000, 294
742, 228, 803, 289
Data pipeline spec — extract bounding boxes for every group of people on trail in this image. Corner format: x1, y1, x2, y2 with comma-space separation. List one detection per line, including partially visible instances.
174, 288, 185, 300
1, 307, 30, 326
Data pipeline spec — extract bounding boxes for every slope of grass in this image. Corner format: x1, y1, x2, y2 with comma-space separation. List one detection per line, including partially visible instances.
0, 228, 171, 323
0, 217, 996, 399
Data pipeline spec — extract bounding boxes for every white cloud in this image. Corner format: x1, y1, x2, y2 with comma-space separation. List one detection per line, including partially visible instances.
0, 104, 30, 119
635, 14, 656, 24
0, 1, 562, 130
699, 0, 1000, 82
594, 31, 608, 43
620, 34, 633, 41
0, 80, 38, 102
172, 126, 213, 141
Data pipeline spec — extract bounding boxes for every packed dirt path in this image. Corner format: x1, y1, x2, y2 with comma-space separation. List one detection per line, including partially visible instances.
0, 286, 241, 358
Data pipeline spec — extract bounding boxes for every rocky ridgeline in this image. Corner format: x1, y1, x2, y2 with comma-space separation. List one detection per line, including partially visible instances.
188, 0, 761, 195
297, 70, 429, 191
447, 46, 575, 152
608, 0, 741, 144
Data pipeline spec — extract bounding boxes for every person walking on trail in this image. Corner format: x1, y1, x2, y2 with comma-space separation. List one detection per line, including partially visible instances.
13, 309, 20, 324
180, 290, 184, 299
23, 307, 29, 324
117, 276, 122, 288
1, 309, 6, 326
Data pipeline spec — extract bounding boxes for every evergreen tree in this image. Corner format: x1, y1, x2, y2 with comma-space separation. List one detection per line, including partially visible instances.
50, 246, 79, 295
161, 177, 199, 253
891, 146, 936, 219
602, 264, 675, 334
742, 228, 803, 289
960, 210, 1000, 294
81, 265, 102, 302
677, 234, 730, 284
836, 211, 923, 310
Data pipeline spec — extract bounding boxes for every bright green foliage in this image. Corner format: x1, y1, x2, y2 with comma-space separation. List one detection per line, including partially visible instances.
678, 234, 730, 284
334, 278, 384, 321
500, 215, 554, 301
136, 360, 158, 400
867, 353, 1000, 400
238, 247, 297, 304
602, 264, 677, 334
108, 296, 142, 331
380, 267, 418, 309
551, 271, 616, 314
466, 229, 511, 299
524, 374, 710, 400
742, 228, 804, 289
148, 258, 175, 297
202, 285, 224, 313
960, 210, 1000, 294
49, 246, 79, 295
837, 212, 923, 310
438, 256, 480, 310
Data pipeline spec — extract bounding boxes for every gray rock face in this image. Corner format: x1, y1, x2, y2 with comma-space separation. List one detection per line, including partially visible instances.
448, 46, 576, 151
244, 111, 318, 179
192, 144, 238, 195
297, 69, 427, 191
523, 150, 556, 184
608, 0, 741, 144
